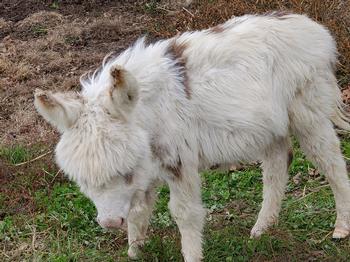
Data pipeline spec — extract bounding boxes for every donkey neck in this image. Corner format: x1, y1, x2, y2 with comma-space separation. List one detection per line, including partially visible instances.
122, 38, 192, 135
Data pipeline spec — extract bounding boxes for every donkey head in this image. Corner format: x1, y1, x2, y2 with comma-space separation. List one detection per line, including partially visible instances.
35, 64, 156, 230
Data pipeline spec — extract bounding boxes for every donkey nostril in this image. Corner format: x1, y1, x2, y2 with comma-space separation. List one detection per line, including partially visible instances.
98, 217, 126, 229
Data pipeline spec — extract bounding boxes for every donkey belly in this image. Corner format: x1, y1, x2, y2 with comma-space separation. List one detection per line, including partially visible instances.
197, 124, 277, 168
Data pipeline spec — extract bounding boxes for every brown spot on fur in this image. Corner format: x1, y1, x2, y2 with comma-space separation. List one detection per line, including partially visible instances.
151, 142, 182, 179
287, 148, 293, 168
209, 24, 225, 33
166, 39, 191, 99
111, 66, 125, 88
35, 91, 56, 108
124, 172, 133, 184
150, 143, 167, 161
165, 157, 182, 179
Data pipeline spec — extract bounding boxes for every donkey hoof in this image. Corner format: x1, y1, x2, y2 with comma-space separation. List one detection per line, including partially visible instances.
250, 227, 264, 239
128, 245, 141, 260
332, 227, 350, 239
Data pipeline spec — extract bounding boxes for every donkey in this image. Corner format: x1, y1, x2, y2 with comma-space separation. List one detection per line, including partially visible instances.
35, 13, 350, 261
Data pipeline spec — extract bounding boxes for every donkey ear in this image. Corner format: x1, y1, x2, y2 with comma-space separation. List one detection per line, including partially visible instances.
34, 89, 83, 133
107, 65, 138, 116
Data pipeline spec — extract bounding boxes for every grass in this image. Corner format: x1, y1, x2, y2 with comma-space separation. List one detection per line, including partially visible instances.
0, 145, 31, 165
50, 1, 59, 10
1, 138, 350, 261
31, 25, 48, 37
144, 1, 160, 14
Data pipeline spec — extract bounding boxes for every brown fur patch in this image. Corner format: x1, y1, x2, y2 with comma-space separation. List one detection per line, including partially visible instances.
168, 40, 187, 60
209, 24, 225, 33
165, 158, 182, 179
35, 91, 56, 108
111, 66, 125, 88
150, 143, 182, 179
287, 148, 293, 168
124, 172, 133, 184
150, 143, 168, 161
166, 40, 191, 99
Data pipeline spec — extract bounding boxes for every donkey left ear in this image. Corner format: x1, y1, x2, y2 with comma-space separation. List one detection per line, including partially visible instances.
107, 65, 139, 116
34, 89, 83, 133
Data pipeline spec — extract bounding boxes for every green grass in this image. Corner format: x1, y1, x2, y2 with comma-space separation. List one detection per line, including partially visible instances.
2, 137, 350, 261
144, 1, 160, 14
50, 1, 59, 9
0, 145, 31, 165
31, 25, 48, 37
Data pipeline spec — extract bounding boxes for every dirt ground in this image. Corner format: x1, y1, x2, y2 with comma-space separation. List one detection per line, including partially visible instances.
0, 0, 349, 148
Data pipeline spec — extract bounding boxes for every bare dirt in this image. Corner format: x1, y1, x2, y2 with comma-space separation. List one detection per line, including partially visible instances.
0, 0, 156, 147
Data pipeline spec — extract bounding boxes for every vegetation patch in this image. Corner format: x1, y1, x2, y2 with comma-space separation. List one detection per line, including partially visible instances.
1, 139, 350, 260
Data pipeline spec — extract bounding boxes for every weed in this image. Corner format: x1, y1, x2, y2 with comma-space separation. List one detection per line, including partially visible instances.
31, 25, 48, 37
50, 1, 59, 10
144, 0, 160, 14
64, 35, 82, 46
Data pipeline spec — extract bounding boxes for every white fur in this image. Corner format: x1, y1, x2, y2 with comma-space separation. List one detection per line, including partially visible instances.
35, 13, 350, 261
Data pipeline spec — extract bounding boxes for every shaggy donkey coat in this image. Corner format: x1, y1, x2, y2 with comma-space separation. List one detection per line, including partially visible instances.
35, 13, 350, 261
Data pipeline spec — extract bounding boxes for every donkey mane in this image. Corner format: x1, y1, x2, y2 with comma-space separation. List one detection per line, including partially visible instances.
79, 36, 191, 102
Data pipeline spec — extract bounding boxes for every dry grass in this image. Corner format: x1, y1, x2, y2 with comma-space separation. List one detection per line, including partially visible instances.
0, 7, 148, 145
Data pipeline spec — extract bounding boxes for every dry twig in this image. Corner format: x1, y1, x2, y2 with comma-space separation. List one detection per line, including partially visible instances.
14, 150, 52, 167
295, 184, 330, 202
182, 7, 195, 17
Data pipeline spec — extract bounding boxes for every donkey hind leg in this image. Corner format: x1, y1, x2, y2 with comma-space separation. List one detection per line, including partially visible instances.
292, 116, 350, 238
127, 182, 158, 259
250, 137, 291, 238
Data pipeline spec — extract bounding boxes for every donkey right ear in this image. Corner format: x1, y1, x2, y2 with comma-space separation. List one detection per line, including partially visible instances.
34, 89, 83, 133
106, 65, 139, 117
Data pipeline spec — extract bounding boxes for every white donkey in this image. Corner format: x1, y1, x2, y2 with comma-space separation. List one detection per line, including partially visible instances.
35, 12, 350, 261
